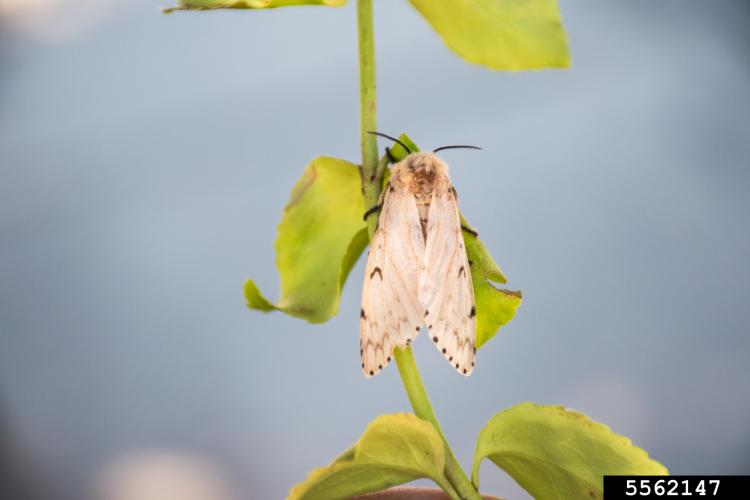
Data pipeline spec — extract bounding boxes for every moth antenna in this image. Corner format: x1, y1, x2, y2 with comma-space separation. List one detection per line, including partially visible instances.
367, 131, 412, 154
432, 145, 482, 153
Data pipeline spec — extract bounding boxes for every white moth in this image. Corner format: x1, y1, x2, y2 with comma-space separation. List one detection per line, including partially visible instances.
360, 150, 476, 377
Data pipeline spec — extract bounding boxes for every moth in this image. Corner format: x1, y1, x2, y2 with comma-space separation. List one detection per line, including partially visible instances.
359, 133, 480, 378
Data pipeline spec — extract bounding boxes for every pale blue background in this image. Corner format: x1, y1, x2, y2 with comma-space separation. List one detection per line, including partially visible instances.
1, 1, 749, 499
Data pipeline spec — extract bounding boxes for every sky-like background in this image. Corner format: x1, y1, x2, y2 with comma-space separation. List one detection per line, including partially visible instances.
1, 1, 749, 499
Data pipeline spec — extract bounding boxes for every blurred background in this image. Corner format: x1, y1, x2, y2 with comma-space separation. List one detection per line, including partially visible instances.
1, 1, 749, 499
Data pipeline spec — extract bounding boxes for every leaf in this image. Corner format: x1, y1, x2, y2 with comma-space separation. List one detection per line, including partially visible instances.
289, 414, 451, 500
408, 0, 570, 70
387, 134, 521, 349
244, 156, 367, 323
472, 403, 669, 500
164, 0, 346, 13
461, 219, 522, 349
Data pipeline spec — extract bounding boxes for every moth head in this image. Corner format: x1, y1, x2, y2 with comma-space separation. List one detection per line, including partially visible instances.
366, 131, 481, 178
401, 152, 447, 176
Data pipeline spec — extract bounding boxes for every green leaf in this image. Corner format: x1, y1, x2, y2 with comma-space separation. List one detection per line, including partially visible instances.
164, 0, 346, 13
461, 218, 522, 348
289, 414, 451, 500
472, 403, 669, 500
244, 156, 367, 323
387, 134, 521, 349
408, 0, 570, 70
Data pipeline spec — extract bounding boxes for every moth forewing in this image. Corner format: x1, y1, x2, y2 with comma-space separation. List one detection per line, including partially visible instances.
418, 164, 476, 376
359, 152, 476, 378
359, 180, 425, 378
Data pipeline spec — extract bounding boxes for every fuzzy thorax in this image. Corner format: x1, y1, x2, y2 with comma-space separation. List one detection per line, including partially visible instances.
391, 152, 451, 199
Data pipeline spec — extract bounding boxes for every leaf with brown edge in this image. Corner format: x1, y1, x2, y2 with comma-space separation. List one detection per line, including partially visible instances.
164, 0, 346, 13
244, 156, 367, 323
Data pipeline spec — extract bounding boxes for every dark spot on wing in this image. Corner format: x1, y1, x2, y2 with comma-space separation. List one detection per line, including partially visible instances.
369, 370, 374, 376
469, 305, 476, 318
370, 267, 383, 280
442, 348, 446, 354
432, 336, 438, 343
360, 308, 366, 319
463, 368, 467, 374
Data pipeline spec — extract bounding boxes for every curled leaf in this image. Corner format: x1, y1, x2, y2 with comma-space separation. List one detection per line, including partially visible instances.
289, 414, 451, 500
408, 0, 570, 70
245, 156, 367, 323
472, 403, 669, 499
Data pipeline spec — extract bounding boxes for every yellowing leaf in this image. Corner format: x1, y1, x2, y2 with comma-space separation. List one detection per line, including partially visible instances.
408, 0, 570, 70
472, 403, 669, 500
289, 414, 451, 499
164, 0, 346, 13
388, 134, 521, 349
244, 157, 367, 323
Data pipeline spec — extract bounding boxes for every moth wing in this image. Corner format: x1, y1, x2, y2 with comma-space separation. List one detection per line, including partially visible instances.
419, 187, 476, 376
360, 185, 426, 377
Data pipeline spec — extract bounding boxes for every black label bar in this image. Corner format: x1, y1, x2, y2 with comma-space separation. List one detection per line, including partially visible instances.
604, 476, 749, 499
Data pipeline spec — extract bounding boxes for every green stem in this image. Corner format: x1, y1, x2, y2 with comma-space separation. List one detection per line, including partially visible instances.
356, 2, 480, 499
358, 0, 380, 238
436, 477, 462, 500
394, 347, 482, 500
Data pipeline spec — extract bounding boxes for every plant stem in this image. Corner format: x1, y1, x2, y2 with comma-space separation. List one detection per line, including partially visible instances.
358, 0, 380, 238
356, 2, 480, 499
394, 347, 482, 500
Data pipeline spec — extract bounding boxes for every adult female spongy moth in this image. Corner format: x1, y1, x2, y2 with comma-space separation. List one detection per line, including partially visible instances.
360, 133, 481, 378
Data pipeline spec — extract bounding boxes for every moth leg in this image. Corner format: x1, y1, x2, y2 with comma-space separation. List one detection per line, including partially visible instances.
364, 182, 392, 221
363, 204, 383, 221
461, 225, 479, 237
